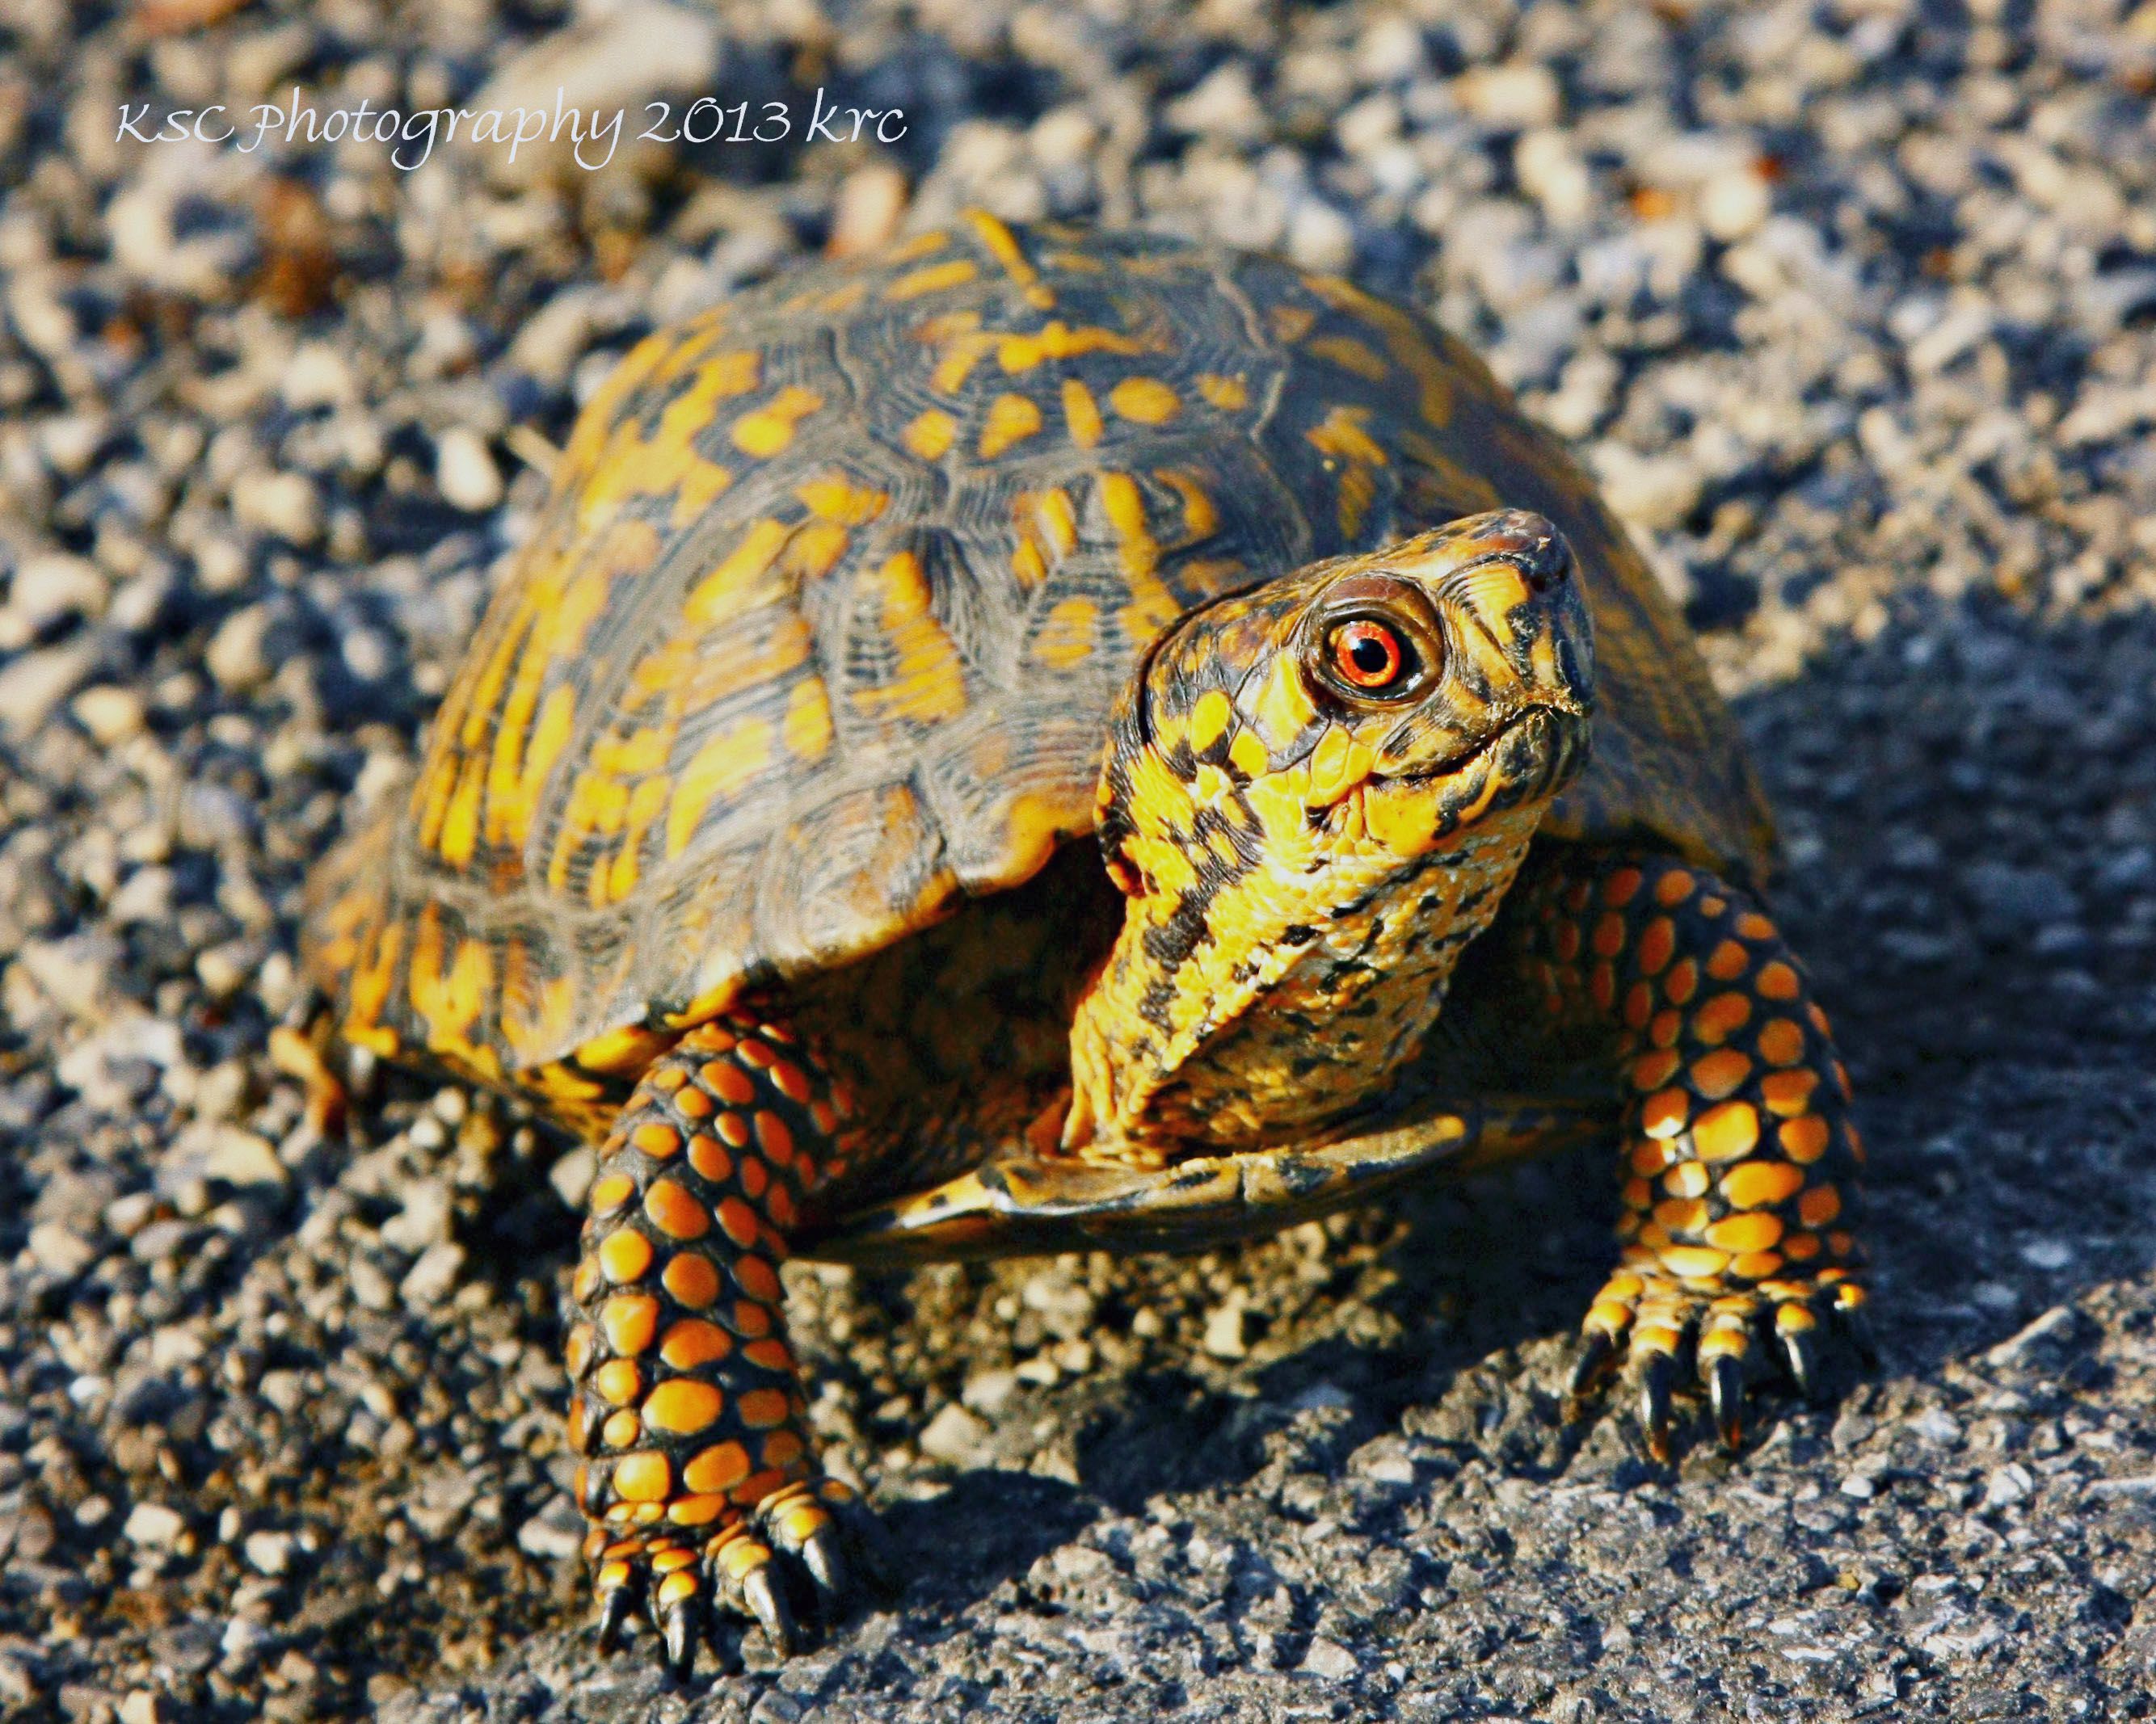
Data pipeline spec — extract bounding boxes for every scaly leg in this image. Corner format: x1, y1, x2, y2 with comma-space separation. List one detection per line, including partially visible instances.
1506, 851, 1874, 1459
566, 1013, 894, 1675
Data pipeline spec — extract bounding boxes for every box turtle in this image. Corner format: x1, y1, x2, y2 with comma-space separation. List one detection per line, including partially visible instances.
301, 213, 1872, 1674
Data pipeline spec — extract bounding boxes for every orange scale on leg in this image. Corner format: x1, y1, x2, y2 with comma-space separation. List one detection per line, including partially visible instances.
689, 1134, 734, 1180
1693, 992, 1753, 1045
1631, 1049, 1680, 1091
1758, 1069, 1818, 1116
593, 1358, 642, 1405
683, 1440, 752, 1495
705, 1062, 756, 1105
1653, 869, 1695, 906
1782, 1230, 1821, 1262
1636, 916, 1675, 976
717, 1196, 762, 1249
1640, 1089, 1691, 1139
1591, 913, 1626, 958
1757, 1018, 1807, 1066
754, 1111, 795, 1166
1554, 923, 1581, 962
716, 1112, 752, 1150
660, 1318, 733, 1370
649, 1068, 688, 1092
1589, 962, 1616, 1011
768, 1060, 815, 1104
1797, 1184, 1842, 1226
644, 1379, 725, 1436
736, 1038, 774, 1070
1705, 939, 1750, 982
600, 1293, 659, 1356
667, 1494, 730, 1527
565, 1323, 595, 1379
765, 1184, 798, 1229
1649, 1008, 1682, 1049
1779, 1115, 1830, 1163
760, 1430, 806, 1471
1622, 982, 1655, 1031
645, 1178, 712, 1240
663, 1252, 721, 1308
1663, 958, 1699, 1005
735, 1255, 782, 1302
1699, 895, 1728, 919
739, 1156, 769, 1199
1601, 866, 1644, 908
732, 1300, 773, 1339
632, 1121, 683, 1158
1735, 911, 1778, 941
589, 1173, 636, 1216
736, 1387, 790, 1428
744, 1337, 794, 1373
613, 1452, 672, 1503
1757, 961, 1801, 1001
810, 1100, 839, 1134
674, 1086, 714, 1121
1564, 881, 1594, 914
599, 1227, 654, 1285
1622, 1176, 1653, 1210
1690, 1049, 1754, 1100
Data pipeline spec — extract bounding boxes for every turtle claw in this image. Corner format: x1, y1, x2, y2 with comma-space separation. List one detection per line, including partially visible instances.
740, 1563, 798, 1659
596, 1576, 636, 1655
800, 1524, 849, 1604
1782, 1326, 1825, 1401
661, 1593, 706, 1682
1836, 1298, 1881, 1370
1638, 1350, 1678, 1463
1565, 1329, 1619, 1408
1705, 1354, 1745, 1450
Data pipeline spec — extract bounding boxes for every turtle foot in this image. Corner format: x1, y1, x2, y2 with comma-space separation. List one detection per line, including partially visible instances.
1563, 1264, 1877, 1462
588, 1477, 898, 1677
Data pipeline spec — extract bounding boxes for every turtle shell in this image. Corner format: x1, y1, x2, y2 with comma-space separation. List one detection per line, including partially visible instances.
303, 214, 1775, 1094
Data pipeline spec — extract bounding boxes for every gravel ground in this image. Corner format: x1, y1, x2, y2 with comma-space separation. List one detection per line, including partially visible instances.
3, 1, 2156, 1720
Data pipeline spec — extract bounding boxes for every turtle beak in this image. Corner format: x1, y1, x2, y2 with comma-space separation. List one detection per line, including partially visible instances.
1426, 509, 1595, 729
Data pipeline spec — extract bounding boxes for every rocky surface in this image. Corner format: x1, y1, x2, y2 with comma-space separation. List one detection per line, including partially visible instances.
2, 1, 2154, 1720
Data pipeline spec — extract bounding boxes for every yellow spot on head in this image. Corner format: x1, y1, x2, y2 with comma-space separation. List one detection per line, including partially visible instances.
1187, 690, 1235, 754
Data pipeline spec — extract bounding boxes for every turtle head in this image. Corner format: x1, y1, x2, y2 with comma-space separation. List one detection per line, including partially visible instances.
1066, 509, 1594, 1158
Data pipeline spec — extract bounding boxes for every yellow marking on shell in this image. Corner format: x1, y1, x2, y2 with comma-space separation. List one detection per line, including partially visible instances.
601, 776, 672, 905
1155, 468, 1219, 541
406, 906, 501, 1079
1033, 597, 1098, 669
902, 409, 957, 460
664, 716, 776, 859
1034, 486, 1080, 559
797, 474, 890, 525
1304, 404, 1390, 539
999, 321, 1146, 372
929, 326, 999, 393
782, 677, 833, 760
979, 392, 1045, 459
886, 229, 952, 263
964, 208, 1056, 309
731, 386, 824, 460
342, 920, 402, 1051
435, 754, 486, 868
1002, 792, 1078, 881
1301, 272, 1460, 427
1197, 372, 1249, 410
1061, 378, 1104, 448
682, 519, 795, 628
1268, 304, 1317, 343
1109, 376, 1181, 424
1306, 334, 1390, 380
852, 549, 967, 725
1187, 690, 1235, 754
885, 257, 979, 300
1097, 471, 1182, 646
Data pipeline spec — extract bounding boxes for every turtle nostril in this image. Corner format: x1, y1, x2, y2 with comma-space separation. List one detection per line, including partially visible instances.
1520, 532, 1573, 593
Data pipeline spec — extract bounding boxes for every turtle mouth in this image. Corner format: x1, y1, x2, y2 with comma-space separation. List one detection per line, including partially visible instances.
1402, 701, 1588, 788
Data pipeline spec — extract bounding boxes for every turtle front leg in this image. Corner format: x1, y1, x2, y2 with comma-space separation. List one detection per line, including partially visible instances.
565, 1014, 894, 1676
1510, 851, 1874, 1460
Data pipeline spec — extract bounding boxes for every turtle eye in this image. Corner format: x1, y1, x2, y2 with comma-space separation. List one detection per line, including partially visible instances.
1326, 617, 1413, 695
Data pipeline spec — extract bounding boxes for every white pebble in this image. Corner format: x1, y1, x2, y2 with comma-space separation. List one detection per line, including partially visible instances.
436, 427, 503, 513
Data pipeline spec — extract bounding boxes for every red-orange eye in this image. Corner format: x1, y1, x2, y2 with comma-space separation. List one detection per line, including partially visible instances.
1329, 619, 1406, 690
